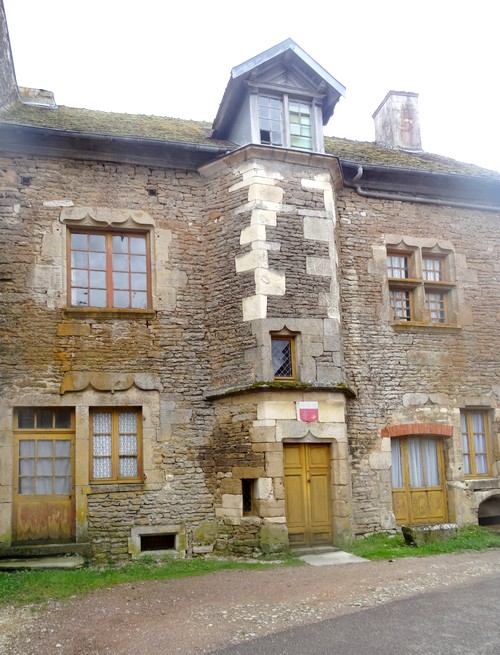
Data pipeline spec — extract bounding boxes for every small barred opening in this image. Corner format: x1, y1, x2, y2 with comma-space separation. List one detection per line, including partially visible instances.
140, 533, 176, 551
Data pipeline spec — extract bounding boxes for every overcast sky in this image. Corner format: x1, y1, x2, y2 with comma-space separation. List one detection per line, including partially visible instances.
4, 0, 500, 172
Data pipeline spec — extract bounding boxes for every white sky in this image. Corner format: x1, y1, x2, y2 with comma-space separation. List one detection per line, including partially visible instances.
4, 0, 500, 172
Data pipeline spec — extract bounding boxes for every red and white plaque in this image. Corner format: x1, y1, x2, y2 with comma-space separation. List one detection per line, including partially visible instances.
297, 401, 319, 422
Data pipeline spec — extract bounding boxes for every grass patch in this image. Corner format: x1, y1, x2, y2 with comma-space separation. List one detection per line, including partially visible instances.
346, 526, 500, 561
0, 556, 290, 608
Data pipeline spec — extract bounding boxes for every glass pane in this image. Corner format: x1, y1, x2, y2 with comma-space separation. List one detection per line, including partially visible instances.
391, 439, 403, 488
114, 290, 130, 308
423, 439, 439, 486
37, 477, 53, 495
472, 413, 485, 433
89, 234, 106, 251
89, 252, 107, 270
71, 269, 88, 286
130, 237, 146, 255
119, 435, 137, 456
272, 339, 293, 377
72, 288, 89, 306
131, 273, 147, 291
113, 254, 130, 272
55, 457, 71, 476
19, 458, 35, 475
131, 292, 147, 309
71, 233, 88, 249
38, 440, 54, 457
476, 454, 488, 475
112, 235, 129, 253
89, 289, 107, 307
37, 458, 53, 475
93, 457, 112, 479
89, 271, 107, 289
37, 409, 53, 429
119, 457, 138, 478
113, 272, 130, 290
19, 440, 35, 456
119, 411, 137, 433
130, 255, 147, 273
55, 477, 71, 494
463, 453, 471, 475
18, 409, 35, 429
93, 412, 112, 433
408, 439, 424, 487
93, 434, 112, 456
55, 410, 72, 429
55, 440, 71, 456
71, 251, 88, 268
19, 477, 35, 495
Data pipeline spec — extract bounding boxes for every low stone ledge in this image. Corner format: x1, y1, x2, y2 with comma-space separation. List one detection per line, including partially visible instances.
401, 523, 458, 547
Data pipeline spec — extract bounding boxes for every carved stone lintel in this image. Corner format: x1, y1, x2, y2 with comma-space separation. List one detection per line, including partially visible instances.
60, 371, 162, 394
60, 206, 155, 228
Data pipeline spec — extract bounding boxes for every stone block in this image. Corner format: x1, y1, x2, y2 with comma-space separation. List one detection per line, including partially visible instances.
306, 257, 332, 277
401, 524, 458, 547
255, 478, 274, 500
265, 452, 284, 477
249, 425, 277, 443
257, 401, 296, 421
235, 249, 268, 273
275, 421, 309, 441
254, 268, 286, 296
57, 323, 91, 337
303, 215, 333, 242
259, 523, 288, 553
369, 451, 391, 470
248, 184, 283, 204
242, 295, 267, 321
318, 402, 345, 423
250, 209, 277, 226
258, 499, 285, 517
240, 224, 266, 245
232, 466, 265, 479
215, 507, 241, 518
220, 478, 242, 494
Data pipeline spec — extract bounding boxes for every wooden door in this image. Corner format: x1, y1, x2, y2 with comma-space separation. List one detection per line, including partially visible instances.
284, 444, 332, 547
13, 433, 75, 543
391, 437, 447, 525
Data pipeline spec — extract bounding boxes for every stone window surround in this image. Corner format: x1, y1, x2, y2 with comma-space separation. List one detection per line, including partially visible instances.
56, 206, 179, 316
383, 236, 462, 329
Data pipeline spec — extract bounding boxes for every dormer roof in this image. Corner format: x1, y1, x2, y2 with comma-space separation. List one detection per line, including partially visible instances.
212, 38, 345, 139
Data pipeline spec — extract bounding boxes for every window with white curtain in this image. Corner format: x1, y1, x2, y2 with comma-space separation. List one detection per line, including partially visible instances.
461, 411, 490, 477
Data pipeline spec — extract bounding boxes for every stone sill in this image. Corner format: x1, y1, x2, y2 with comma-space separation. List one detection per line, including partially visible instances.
205, 380, 356, 401
86, 483, 145, 494
392, 321, 461, 333
62, 308, 156, 320
466, 477, 500, 491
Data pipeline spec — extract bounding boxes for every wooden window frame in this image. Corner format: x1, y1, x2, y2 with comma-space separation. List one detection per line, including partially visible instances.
257, 93, 314, 151
89, 407, 143, 484
387, 246, 455, 325
68, 228, 152, 310
461, 410, 491, 478
271, 333, 297, 380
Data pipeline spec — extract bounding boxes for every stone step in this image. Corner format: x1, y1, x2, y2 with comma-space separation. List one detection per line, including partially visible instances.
0, 555, 85, 571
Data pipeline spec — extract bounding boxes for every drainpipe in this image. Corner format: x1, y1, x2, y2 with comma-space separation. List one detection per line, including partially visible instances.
348, 166, 500, 212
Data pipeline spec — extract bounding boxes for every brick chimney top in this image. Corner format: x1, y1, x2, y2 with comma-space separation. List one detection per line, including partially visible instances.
372, 91, 422, 152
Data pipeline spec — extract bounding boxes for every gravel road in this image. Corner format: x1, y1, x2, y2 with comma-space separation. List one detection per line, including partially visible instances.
1, 550, 499, 655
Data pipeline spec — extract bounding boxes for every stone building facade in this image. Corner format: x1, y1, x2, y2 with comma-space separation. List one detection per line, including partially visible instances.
1, 6, 499, 561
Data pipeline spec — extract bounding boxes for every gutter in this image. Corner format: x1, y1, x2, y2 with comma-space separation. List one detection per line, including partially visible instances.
346, 165, 500, 213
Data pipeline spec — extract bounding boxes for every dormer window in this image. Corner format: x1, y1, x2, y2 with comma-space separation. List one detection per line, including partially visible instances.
258, 95, 312, 150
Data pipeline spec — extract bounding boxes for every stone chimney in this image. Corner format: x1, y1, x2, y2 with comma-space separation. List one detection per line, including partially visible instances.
372, 91, 422, 151
19, 86, 57, 108
0, 0, 20, 109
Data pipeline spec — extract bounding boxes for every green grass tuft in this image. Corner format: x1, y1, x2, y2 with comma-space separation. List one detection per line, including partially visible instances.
345, 526, 500, 561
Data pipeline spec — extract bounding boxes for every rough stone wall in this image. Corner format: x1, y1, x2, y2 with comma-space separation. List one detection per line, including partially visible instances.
0, 154, 217, 559
337, 189, 500, 535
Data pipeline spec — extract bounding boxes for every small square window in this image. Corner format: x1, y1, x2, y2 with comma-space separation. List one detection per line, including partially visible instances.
271, 337, 296, 379
242, 479, 255, 516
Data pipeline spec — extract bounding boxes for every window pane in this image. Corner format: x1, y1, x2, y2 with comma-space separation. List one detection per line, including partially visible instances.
93, 434, 112, 456
113, 254, 130, 272
423, 439, 440, 486
93, 412, 112, 433
119, 457, 138, 478
37, 458, 53, 476
71, 269, 89, 286
89, 271, 107, 289
130, 237, 146, 255
408, 439, 424, 487
71, 233, 88, 250
272, 339, 293, 377
387, 255, 408, 278
131, 273, 147, 291
71, 251, 88, 268
19, 458, 35, 475
114, 290, 130, 308
55, 410, 72, 429
19, 477, 35, 495
131, 291, 147, 309
93, 458, 112, 479
389, 289, 411, 321
55, 439, 71, 456
37, 477, 53, 495
55, 456, 71, 476
391, 440, 403, 488
422, 257, 443, 281
130, 255, 147, 273
37, 409, 53, 429
425, 292, 446, 323
89, 252, 106, 270
19, 439, 35, 456
38, 440, 53, 456
18, 410, 35, 429
88, 234, 106, 251
119, 434, 137, 456
119, 411, 137, 433
89, 289, 107, 307
113, 272, 130, 290
112, 235, 129, 253
72, 288, 89, 306
55, 477, 71, 494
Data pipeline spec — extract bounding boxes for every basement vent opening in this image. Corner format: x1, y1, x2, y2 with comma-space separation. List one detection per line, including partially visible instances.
140, 533, 176, 551
147, 187, 158, 196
